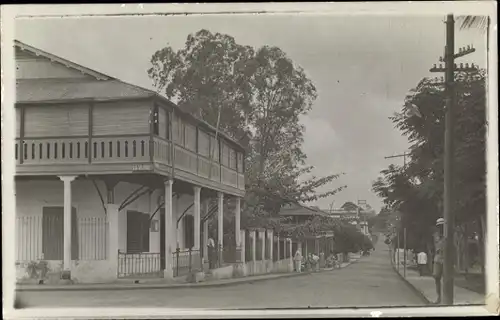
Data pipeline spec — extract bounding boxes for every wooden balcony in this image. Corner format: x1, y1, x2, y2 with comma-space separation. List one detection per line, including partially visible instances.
15, 135, 245, 196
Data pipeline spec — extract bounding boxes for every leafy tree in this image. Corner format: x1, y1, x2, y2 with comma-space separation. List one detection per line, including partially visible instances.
372, 68, 487, 272
148, 29, 346, 232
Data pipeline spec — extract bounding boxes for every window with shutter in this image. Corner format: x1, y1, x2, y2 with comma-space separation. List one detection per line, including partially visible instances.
184, 215, 194, 249
210, 136, 220, 162
42, 207, 78, 260
198, 130, 210, 157
152, 105, 160, 135
221, 143, 230, 167
185, 124, 196, 151
229, 148, 237, 170
237, 152, 244, 173
127, 211, 150, 253
172, 114, 179, 143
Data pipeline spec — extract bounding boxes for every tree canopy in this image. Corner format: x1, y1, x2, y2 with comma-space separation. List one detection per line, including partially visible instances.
372, 68, 487, 251
148, 29, 346, 232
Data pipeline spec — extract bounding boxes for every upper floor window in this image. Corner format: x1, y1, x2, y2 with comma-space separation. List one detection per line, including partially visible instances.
221, 142, 230, 167
229, 148, 237, 170
152, 105, 159, 135
237, 152, 244, 173
198, 130, 210, 157
185, 124, 196, 152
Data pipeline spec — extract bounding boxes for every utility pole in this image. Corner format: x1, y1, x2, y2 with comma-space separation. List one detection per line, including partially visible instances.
442, 13, 456, 307
429, 14, 477, 305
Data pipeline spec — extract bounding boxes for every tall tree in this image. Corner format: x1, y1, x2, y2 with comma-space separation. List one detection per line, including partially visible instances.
148, 29, 346, 230
373, 68, 487, 268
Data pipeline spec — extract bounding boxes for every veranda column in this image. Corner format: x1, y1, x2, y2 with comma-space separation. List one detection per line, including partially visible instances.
259, 229, 266, 260
267, 230, 274, 261
234, 197, 241, 248
193, 186, 201, 250
164, 179, 174, 279
276, 235, 281, 260
240, 230, 246, 263
217, 192, 224, 249
59, 175, 76, 277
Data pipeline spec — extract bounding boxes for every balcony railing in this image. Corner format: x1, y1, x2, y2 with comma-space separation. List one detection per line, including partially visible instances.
15, 135, 244, 192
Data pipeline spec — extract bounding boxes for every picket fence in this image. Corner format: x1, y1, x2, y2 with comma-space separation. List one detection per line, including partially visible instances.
16, 215, 108, 261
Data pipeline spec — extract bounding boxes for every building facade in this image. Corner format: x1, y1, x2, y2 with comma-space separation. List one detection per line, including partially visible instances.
14, 40, 246, 283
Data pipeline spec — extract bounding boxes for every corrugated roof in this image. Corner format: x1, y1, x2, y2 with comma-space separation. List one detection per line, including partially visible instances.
14, 40, 245, 150
16, 79, 154, 103
279, 203, 328, 217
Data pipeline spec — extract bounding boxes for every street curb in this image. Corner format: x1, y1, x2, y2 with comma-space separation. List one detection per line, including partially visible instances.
15, 262, 352, 292
390, 254, 431, 305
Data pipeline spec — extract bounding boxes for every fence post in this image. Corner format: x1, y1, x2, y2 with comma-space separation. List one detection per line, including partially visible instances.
189, 248, 192, 273
403, 228, 407, 278
175, 248, 180, 277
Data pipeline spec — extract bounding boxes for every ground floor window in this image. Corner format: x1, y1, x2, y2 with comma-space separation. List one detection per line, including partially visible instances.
42, 206, 78, 260
126, 210, 150, 253
184, 215, 194, 249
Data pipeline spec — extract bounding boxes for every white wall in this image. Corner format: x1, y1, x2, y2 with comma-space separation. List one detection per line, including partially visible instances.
15, 179, 204, 260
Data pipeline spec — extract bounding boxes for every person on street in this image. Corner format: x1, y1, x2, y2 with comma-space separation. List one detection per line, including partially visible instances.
433, 218, 445, 304
293, 249, 303, 273
312, 253, 320, 271
207, 236, 216, 269
417, 250, 428, 276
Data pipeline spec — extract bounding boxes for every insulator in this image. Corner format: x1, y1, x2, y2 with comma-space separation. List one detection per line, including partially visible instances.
460, 63, 464, 68
440, 64, 444, 69
459, 47, 463, 52
454, 63, 458, 68
433, 64, 437, 68
467, 45, 471, 50
465, 63, 469, 68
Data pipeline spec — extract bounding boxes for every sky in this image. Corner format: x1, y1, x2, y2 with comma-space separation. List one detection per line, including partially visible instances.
15, 13, 487, 213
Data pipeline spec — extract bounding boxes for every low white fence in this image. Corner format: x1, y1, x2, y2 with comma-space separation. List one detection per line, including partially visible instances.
15, 215, 108, 261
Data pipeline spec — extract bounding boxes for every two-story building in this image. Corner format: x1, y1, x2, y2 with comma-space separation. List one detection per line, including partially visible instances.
14, 40, 246, 284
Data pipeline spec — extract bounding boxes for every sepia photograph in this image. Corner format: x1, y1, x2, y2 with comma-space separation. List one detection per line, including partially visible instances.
1, 2, 498, 318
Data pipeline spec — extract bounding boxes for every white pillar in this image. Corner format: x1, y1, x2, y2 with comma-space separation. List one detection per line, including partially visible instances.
250, 230, 256, 262
59, 175, 76, 273
288, 238, 293, 270
276, 236, 280, 260
268, 230, 274, 261
240, 230, 246, 263
164, 179, 174, 279
217, 192, 224, 249
235, 197, 241, 247
203, 200, 209, 261
260, 230, 266, 260
283, 237, 287, 259
193, 186, 201, 250
107, 203, 120, 266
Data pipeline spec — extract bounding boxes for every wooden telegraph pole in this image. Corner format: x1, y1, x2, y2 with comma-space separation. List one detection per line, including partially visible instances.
429, 14, 477, 305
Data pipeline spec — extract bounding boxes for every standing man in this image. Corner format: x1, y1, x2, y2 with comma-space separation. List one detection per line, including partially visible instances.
207, 235, 215, 269
293, 249, 303, 273
433, 218, 445, 304
417, 249, 428, 277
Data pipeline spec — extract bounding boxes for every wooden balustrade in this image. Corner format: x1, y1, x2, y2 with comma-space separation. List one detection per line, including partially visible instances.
174, 145, 197, 173
91, 136, 150, 163
152, 136, 172, 166
17, 137, 89, 165
16, 136, 244, 191
221, 165, 238, 188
